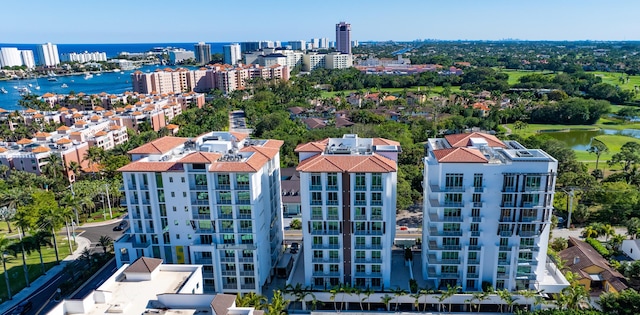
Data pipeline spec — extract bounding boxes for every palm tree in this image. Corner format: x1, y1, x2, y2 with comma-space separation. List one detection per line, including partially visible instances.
465, 292, 482, 313
9, 227, 30, 288
329, 285, 340, 311
0, 206, 16, 233
284, 283, 310, 310
0, 235, 14, 300
267, 290, 289, 315
41, 206, 65, 264
380, 294, 393, 311
353, 287, 364, 311
497, 289, 517, 313
363, 286, 375, 311
27, 229, 52, 275
517, 289, 541, 312
80, 247, 93, 268
610, 233, 626, 252
83, 146, 106, 174
43, 153, 65, 181
601, 224, 615, 241
99, 235, 113, 254
68, 161, 81, 179
392, 286, 407, 311
236, 292, 267, 310
582, 224, 600, 239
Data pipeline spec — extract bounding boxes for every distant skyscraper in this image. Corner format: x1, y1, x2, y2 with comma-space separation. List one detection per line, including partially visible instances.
36, 43, 60, 67
240, 42, 260, 53
194, 42, 212, 65
20, 50, 35, 68
336, 21, 351, 55
289, 40, 306, 51
223, 43, 242, 65
0, 48, 22, 67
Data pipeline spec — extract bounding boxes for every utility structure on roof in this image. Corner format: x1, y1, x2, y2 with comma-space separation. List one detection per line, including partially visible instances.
296, 134, 401, 289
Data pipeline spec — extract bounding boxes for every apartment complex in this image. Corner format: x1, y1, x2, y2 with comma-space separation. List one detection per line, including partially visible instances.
0, 47, 35, 68
336, 22, 352, 55
422, 132, 557, 291
194, 42, 212, 65
296, 134, 400, 290
223, 44, 242, 65
115, 132, 284, 294
303, 52, 353, 71
60, 51, 108, 63
36, 42, 60, 67
131, 64, 289, 95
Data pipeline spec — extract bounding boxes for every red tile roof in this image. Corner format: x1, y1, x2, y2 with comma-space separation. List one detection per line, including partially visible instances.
296, 153, 397, 173
178, 152, 222, 164
229, 131, 249, 142
373, 138, 401, 146
128, 137, 186, 155
432, 147, 488, 163
118, 162, 183, 172
444, 132, 505, 148
125, 257, 163, 273
295, 140, 329, 153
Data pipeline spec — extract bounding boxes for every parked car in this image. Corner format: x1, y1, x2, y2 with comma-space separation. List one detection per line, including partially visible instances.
113, 220, 129, 231
11, 300, 32, 315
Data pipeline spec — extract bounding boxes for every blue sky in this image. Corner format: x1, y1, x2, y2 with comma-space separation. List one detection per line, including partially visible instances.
3, 0, 640, 43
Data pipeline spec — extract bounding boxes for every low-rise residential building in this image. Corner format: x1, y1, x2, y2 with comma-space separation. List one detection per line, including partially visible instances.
114, 132, 284, 294
560, 237, 628, 293
281, 167, 301, 217
47, 257, 264, 315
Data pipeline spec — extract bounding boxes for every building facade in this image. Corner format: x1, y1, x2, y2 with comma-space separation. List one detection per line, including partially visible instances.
60, 51, 108, 63
335, 22, 351, 55
0, 48, 35, 68
194, 42, 212, 65
422, 132, 557, 292
36, 42, 60, 67
115, 132, 284, 294
223, 44, 242, 65
296, 134, 400, 290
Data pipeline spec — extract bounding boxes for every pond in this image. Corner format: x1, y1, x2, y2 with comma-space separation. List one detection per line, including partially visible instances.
540, 129, 640, 150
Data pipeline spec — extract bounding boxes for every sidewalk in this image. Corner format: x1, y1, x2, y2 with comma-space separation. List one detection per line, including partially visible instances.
0, 236, 91, 313
80, 215, 124, 228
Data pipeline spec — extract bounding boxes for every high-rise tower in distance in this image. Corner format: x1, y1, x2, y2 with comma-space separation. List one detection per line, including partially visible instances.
335, 22, 351, 55
194, 42, 212, 65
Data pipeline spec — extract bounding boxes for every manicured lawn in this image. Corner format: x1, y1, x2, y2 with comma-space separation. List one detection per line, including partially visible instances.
84, 209, 127, 224
499, 69, 554, 85
319, 85, 461, 98
0, 236, 73, 301
591, 71, 640, 99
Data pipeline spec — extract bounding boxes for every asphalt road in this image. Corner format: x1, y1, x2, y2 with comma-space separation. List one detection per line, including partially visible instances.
2, 221, 125, 315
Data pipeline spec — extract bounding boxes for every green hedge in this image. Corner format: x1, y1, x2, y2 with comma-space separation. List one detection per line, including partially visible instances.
586, 237, 610, 258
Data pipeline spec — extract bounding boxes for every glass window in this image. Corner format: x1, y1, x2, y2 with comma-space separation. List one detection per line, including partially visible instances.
371, 173, 382, 189
355, 173, 366, 188
327, 173, 338, 188
217, 174, 230, 187
327, 207, 338, 219
311, 173, 322, 187
236, 173, 249, 187
473, 173, 483, 188
445, 173, 464, 188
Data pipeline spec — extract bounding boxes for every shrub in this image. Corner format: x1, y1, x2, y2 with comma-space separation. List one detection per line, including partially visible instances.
289, 219, 302, 230
586, 237, 610, 257
409, 279, 418, 293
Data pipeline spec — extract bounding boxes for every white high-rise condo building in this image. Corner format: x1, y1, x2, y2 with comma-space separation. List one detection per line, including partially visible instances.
194, 42, 212, 65
115, 132, 284, 294
20, 50, 35, 68
36, 42, 60, 66
0, 47, 22, 67
223, 44, 242, 65
422, 132, 557, 292
296, 134, 400, 290
336, 22, 351, 55
289, 40, 306, 51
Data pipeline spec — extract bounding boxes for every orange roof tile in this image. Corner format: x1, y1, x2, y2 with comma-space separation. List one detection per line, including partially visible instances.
95, 131, 108, 137
57, 125, 71, 131
125, 104, 135, 109
59, 107, 69, 112
0, 108, 7, 113
70, 131, 82, 136
90, 115, 101, 121
0, 148, 7, 153
16, 138, 32, 145
56, 138, 72, 144
104, 111, 114, 117
132, 111, 143, 116
94, 106, 105, 111
373, 138, 401, 146
432, 147, 488, 163
33, 113, 44, 119
35, 132, 51, 138
32, 146, 50, 153
109, 125, 122, 130
42, 93, 55, 98
118, 162, 182, 172
128, 137, 186, 155
229, 131, 250, 142
295, 140, 329, 153
444, 132, 505, 148
72, 113, 83, 118
296, 153, 397, 173
75, 120, 87, 125
166, 124, 179, 130
25, 108, 37, 113
178, 152, 222, 164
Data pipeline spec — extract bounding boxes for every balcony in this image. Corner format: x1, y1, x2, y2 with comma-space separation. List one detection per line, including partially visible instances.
354, 200, 366, 206
499, 216, 514, 222
354, 185, 367, 191
502, 187, 516, 193
520, 216, 539, 223
202, 271, 214, 278
223, 284, 238, 290
429, 213, 463, 222
354, 258, 382, 264
218, 213, 232, 219
371, 200, 383, 206
237, 214, 252, 220
238, 228, 253, 234
194, 258, 213, 264
354, 215, 367, 220
473, 202, 483, 207
191, 184, 208, 191
131, 212, 141, 219
193, 198, 211, 205
519, 244, 540, 252
519, 231, 540, 237
220, 257, 235, 263
467, 272, 479, 278
474, 187, 484, 193
499, 230, 513, 237
354, 272, 382, 278
468, 245, 481, 251
371, 185, 383, 191
219, 228, 234, 233
497, 273, 510, 279
371, 215, 383, 221
428, 271, 460, 278
193, 213, 211, 220
499, 246, 512, 252
311, 243, 340, 249
428, 255, 461, 264
221, 270, 237, 276
428, 241, 461, 251
501, 202, 515, 207
309, 185, 322, 191
518, 258, 538, 266
238, 257, 254, 263
498, 259, 510, 266
236, 184, 250, 190
326, 185, 339, 191
311, 229, 340, 235
354, 230, 383, 236
471, 216, 482, 223
239, 271, 255, 277
216, 184, 231, 190
241, 284, 256, 290
354, 244, 383, 250
326, 200, 339, 206
236, 199, 250, 205
310, 200, 322, 205
467, 258, 480, 265
429, 228, 462, 237
311, 215, 323, 220
313, 258, 342, 263
470, 231, 480, 237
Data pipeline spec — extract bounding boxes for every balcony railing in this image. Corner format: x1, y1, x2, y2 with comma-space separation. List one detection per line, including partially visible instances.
238, 228, 253, 234
498, 259, 510, 266
470, 231, 480, 237
497, 273, 510, 279
191, 184, 208, 191
238, 257, 254, 263
467, 272, 479, 278
354, 200, 366, 206
428, 256, 461, 264
354, 215, 367, 220
223, 284, 238, 290
194, 258, 213, 264
218, 213, 232, 219
499, 246, 512, 252
371, 185, 383, 191
520, 216, 539, 223
311, 215, 323, 220
239, 271, 255, 277
354, 244, 383, 250
235, 184, 250, 190
241, 284, 256, 290
354, 230, 383, 236
518, 258, 538, 266
216, 184, 231, 190
193, 199, 211, 205
313, 258, 342, 263
428, 242, 461, 250
519, 245, 540, 252
311, 243, 340, 249
467, 258, 480, 264
468, 245, 481, 251
474, 187, 484, 193
327, 215, 339, 220
220, 257, 235, 263
499, 231, 513, 237
310, 200, 322, 205
354, 185, 366, 191
326, 200, 339, 206
371, 215, 383, 220
326, 185, 339, 191
519, 231, 539, 237
221, 270, 237, 276
371, 200, 383, 206
354, 258, 382, 264
309, 185, 322, 191
193, 213, 211, 220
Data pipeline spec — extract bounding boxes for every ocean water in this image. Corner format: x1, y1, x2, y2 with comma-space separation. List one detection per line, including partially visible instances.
0, 42, 228, 58
0, 42, 232, 111
0, 65, 200, 111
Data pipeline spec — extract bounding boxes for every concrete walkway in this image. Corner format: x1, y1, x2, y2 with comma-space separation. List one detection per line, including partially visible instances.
0, 236, 91, 312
